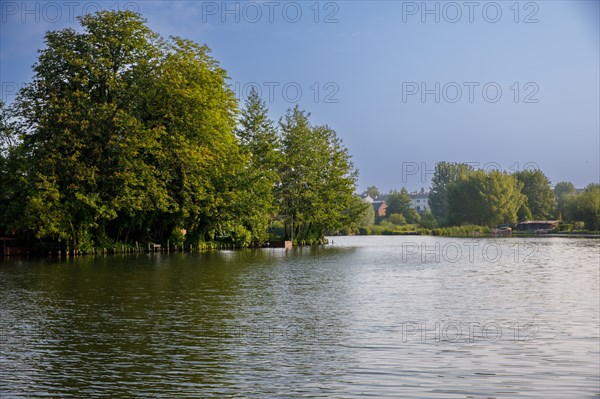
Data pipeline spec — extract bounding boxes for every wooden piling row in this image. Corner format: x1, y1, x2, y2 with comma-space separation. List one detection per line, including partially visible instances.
10, 239, 296, 258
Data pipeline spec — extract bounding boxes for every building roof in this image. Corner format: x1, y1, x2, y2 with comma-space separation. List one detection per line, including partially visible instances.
358, 194, 373, 203
517, 220, 561, 225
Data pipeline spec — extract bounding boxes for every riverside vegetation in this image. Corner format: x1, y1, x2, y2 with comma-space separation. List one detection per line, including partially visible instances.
0, 11, 367, 253
357, 163, 599, 236
1, 11, 597, 254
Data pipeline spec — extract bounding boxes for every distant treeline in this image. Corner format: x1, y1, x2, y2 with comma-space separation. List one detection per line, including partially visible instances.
0, 11, 366, 253
360, 162, 599, 232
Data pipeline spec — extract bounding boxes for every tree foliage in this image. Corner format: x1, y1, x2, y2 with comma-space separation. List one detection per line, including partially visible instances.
562, 184, 600, 230
357, 198, 375, 227
554, 181, 576, 218
418, 210, 438, 229
11, 11, 249, 250
385, 188, 411, 216
514, 170, 555, 219
429, 162, 473, 225
366, 186, 380, 198
554, 181, 576, 199
0, 101, 26, 234
0, 11, 363, 251
234, 87, 280, 244
277, 106, 364, 244
385, 188, 420, 224
388, 213, 407, 225
447, 170, 526, 227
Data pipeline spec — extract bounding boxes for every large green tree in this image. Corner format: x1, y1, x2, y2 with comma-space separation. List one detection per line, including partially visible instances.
563, 184, 600, 230
554, 181, 576, 199
234, 87, 280, 244
385, 188, 419, 223
447, 170, 526, 227
515, 170, 555, 220
1, 10, 368, 251
15, 11, 165, 250
12, 11, 244, 250
146, 36, 245, 245
277, 106, 364, 244
429, 162, 473, 225
554, 181, 576, 218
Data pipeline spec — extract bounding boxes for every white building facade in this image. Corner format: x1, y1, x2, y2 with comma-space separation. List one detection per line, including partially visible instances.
409, 192, 429, 214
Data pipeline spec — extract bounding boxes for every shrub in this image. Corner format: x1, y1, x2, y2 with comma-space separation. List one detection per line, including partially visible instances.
431, 225, 490, 236
418, 210, 438, 229
388, 213, 407, 225
556, 223, 572, 232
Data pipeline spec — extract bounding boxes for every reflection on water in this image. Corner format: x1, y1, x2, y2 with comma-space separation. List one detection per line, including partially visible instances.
1, 237, 599, 398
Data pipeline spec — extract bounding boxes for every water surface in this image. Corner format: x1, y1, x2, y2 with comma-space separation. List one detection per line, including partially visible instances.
1, 236, 599, 398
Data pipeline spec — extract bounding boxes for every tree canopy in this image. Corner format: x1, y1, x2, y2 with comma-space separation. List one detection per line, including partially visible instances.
277, 106, 365, 244
562, 184, 600, 230
0, 11, 363, 251
429, 162, 473, 225
386, 188, 420, 224
447, 170, 526, 227
515, 170, 555, 220
555, 181, 576, 218
366, 186, 380, 198
554, 181, 576, 199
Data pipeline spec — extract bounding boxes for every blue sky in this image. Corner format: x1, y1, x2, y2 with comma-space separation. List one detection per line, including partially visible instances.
1, 1, 599, 192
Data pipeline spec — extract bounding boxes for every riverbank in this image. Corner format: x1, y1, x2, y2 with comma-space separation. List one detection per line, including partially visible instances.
3, 231, 599, 258
355, 224, 600, 238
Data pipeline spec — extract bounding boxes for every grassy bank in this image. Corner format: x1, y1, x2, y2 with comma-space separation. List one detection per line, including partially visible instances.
356, 225, 598, 238
357, 224, 490, 237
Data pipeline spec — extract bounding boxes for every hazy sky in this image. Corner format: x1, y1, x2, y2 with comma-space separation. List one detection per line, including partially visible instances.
1, 1, 599, 192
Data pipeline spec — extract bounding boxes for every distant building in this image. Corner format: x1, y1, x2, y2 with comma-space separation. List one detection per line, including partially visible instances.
361, 194, 374, 204
408, 189, 430, 214
372, 200, 387, 217
359, 193, 387, 217
360, 189, 429, 216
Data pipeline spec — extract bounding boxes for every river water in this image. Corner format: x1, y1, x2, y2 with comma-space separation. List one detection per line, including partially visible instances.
1, 236, 599, 398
